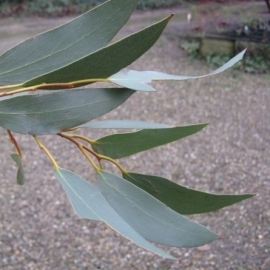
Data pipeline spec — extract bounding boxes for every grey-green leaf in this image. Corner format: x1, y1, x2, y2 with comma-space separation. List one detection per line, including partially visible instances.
55, 168, 174, 259
123, 172, 255, 215
0, 0, 139, 85
23, 15, 173, 87
108, 50, 246, 91
0, 88, 134, 135
10, 153, 26, 185
92, 124, 207, 159
80, 120, 170, 129
97, 170, 217, 247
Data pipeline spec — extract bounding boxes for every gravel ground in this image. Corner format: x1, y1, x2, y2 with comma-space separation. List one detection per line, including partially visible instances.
0, 6, 270, 270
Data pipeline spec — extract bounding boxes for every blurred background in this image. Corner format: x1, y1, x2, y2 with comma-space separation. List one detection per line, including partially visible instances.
1, 0, 269, 73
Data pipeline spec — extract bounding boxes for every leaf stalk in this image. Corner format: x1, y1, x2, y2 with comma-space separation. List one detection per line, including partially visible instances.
7, 130, 22, 157
33, 136, 59, 169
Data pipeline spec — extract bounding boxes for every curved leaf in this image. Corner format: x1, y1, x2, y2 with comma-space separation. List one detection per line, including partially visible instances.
97, 170, 217, 247
0, 0, 139, 85
10, 153, 26, 185
0, 88, 134, 135
123, 172, 255, 215
92, 124, 208, 159
23, 15, 173, 87
55, 168, 174, 259
108, 50, 246, 91
80, 120, 170, 129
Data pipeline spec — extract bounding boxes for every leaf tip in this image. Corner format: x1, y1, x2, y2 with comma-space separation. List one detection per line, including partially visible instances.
162, 13, 174, 23
238, 49, 247, 60
217, 235, 226, 240
199, 122, 209, 129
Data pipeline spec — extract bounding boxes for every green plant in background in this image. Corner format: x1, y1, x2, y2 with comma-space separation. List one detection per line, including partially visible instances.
180, 39, 200, 58
0, 0, 254, 259
204, 51, 270, 74
181, 39, 270, 74
235, 41, 270, 73
137, 0, 183, 10
28, 0, 70, 13
206, 54, 232, 68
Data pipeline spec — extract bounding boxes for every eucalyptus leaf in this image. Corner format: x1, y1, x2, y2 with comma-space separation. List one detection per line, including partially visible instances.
23, 15, 173, 87
0, 88, 134, 135
55, 168, 174, 259
80, 120, 170, 129
108, 50, 246, 91
0, 0, 139, 85
97, 170, 217, 247
92, 124, 208, 159
123, 172, 255, 215
10, 153, 26, 185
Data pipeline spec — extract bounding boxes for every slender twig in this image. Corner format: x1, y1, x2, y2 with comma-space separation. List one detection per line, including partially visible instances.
81, 145, 103, 169
7, 130, 22, 157
95, 152, 127, 174
62, 133, 96, 145
59, 133, 98, 158
0, 83, 23, 91
0, 78, 109, 98
79, 145, 100, 171
61, 126, 79, 132
33, 136, 59, 169
59, 133, 100, 170
59, 132, 127, 173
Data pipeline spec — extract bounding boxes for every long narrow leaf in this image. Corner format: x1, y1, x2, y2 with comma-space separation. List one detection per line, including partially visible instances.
108, 50, 246, 91
123, 172, 255, 215
10, 153, 26, 185
97, 170, 217, 247
23, 15, 173, 87
80, 120, 170, 129
0, 88, 134, 135
55, 168, 174, 259
92, 124, 208, 159
0, 0, 139, 85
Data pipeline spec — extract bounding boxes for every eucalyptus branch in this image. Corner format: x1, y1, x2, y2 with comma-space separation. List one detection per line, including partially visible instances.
0, 78, 109, 98
0, 0, 253, 260
0, 83, 23, 91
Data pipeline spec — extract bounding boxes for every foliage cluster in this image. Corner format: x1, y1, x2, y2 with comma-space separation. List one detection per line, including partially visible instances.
0, 0, 253, 259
